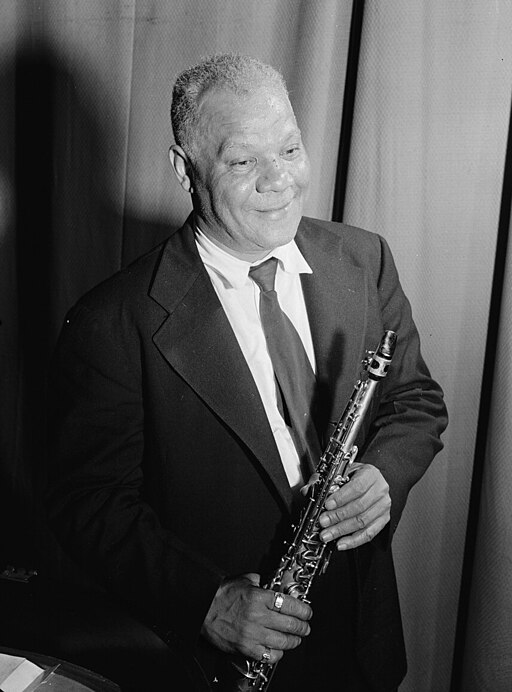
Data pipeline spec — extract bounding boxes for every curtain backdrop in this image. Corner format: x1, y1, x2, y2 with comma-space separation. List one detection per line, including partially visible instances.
456, 102, 512, 691
343, 3, 512, 691
0, 0, 352, 560
1, 2, 511, 691
462, 213, 512, 691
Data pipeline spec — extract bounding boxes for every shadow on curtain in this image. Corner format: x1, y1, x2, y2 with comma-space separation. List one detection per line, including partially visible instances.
1, 0, 353, 584
0, 40, 173, 578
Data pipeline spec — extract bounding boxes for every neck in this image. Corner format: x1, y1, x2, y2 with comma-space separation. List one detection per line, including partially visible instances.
195, 217, 272, 263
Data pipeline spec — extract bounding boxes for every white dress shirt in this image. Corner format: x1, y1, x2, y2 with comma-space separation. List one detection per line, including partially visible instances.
195, 228, 316, 493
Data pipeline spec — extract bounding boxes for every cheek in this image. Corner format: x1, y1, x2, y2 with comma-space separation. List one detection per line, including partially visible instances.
295, 158, 311, 190
219, 180, 254, 217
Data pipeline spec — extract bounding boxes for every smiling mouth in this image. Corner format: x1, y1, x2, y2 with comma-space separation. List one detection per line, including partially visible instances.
256, 199, 295, 213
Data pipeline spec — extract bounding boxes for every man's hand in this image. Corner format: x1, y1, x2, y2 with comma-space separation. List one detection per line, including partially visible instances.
201, 573, 312, 665
318, 463, 391, 550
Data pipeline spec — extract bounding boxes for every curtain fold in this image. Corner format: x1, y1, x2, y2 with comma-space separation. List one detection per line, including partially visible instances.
342, 2, 512, 690
456, 100, 512, 691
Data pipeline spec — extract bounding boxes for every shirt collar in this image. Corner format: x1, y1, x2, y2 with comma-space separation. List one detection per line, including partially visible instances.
195, 226, 312, 290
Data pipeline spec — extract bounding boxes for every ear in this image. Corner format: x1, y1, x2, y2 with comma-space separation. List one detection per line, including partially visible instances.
169, 145, 194, 193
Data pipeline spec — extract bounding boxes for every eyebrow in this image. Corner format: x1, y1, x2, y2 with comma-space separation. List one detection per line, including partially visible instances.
219, 141, 251, 155
218, 128, 302, 156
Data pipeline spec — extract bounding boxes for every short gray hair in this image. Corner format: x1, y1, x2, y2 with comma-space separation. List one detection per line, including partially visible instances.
171, 54, 288, 163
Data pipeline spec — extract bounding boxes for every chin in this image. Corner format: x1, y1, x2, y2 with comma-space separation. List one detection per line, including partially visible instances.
261, 225, 299, 252
271, 215, 302, 242
252, 209, 302, 246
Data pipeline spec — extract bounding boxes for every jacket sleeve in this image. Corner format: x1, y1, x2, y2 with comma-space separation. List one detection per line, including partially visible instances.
46, 301, 225, 648
359, 234, 448, 535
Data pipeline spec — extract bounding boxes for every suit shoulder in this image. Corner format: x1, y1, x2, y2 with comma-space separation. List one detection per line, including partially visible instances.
299, 216, 385, 267
66, 239, 171, 329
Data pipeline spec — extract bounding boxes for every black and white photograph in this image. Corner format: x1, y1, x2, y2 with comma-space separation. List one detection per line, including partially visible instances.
0, 2, 510, 691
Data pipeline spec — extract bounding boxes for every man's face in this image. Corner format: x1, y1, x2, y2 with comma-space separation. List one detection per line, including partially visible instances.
188, 85, 310, 261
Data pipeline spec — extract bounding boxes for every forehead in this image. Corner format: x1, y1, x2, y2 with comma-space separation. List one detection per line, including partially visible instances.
195, 86, 299, 154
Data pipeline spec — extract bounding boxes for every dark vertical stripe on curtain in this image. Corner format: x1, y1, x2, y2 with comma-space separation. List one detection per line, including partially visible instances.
331, 0, 365, 223
11, 44, 55, 562
450, 95, 512, 692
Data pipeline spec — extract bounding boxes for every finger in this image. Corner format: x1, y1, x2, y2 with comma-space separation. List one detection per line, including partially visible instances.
241, 613, 306, 660
319, 495, 391, 543
243, 572, 261, 587
319, 489, 382, 533
348, 461, 365, 472
265, 591, 312, 621
261, 628, 305, 654
237, 594, 311, 659
324, 466, 380, 510
320, 493, 373, 527
335, 514, 389, 551
265, 611, 311, 638
320, 469, 390, 527
252, 646, 284, 665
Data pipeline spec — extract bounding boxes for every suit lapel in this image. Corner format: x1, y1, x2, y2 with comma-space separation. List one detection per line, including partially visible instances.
296, 219, 369, 438
149, 218, 293, 509
147, 216, 369, 506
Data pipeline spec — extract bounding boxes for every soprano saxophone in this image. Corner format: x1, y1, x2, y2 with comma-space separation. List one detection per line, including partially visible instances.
229, 330, 397, 692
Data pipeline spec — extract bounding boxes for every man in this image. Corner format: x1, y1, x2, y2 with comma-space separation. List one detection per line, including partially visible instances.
47, 54, 447, 691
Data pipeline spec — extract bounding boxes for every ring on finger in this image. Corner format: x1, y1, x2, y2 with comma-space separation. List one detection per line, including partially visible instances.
272, 592, 285, 613
261, 646, 272, 662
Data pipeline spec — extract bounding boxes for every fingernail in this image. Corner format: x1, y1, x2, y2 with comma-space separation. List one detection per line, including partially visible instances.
321, 531, 332, 542
324, 499, 336, 510
319, 515, 329, 527
337, 542, 348, 551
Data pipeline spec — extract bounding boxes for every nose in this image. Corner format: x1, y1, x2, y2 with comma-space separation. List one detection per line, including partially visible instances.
256, 158, 292, 193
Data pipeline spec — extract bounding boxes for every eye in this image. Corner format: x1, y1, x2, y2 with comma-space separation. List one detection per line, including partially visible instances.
282, 144, 301, 159
230, 157, 256, 171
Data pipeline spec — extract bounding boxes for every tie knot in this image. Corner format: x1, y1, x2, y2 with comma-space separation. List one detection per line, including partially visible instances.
249, 257, 278, 293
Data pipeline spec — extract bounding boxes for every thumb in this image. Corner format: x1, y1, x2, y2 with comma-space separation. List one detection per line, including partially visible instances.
242, 573, 261, 587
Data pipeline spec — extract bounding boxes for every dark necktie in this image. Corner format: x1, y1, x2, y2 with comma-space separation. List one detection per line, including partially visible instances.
249, 257, 321, 476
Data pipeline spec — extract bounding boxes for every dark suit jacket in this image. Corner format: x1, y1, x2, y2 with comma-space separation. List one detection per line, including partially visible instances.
47, 215, 447, 691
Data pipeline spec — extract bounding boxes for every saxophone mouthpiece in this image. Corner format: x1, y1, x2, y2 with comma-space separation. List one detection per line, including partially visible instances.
379, 330, 397, 359
368, 331, 397, 380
